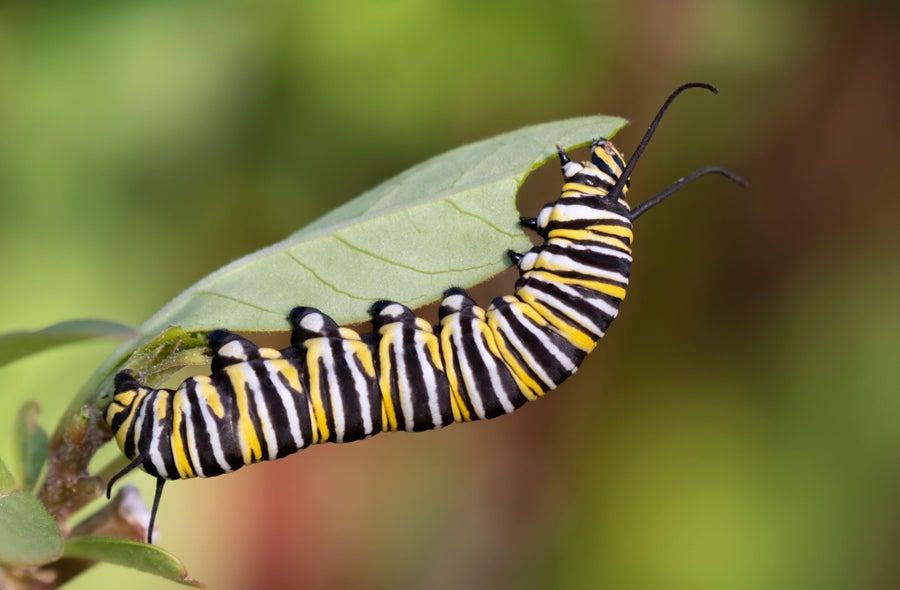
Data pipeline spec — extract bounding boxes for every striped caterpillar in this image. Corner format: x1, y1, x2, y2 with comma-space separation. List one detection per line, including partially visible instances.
105, 82, 745, 543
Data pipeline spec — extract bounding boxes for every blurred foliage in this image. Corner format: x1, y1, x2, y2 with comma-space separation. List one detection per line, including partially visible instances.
1, 0, 898, 589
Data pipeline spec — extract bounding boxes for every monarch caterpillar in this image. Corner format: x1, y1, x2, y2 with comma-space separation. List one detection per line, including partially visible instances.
106, 82, 746, 543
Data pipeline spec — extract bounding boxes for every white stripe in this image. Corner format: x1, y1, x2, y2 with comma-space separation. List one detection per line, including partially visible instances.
345, 344, 374, 436
416, 332, 443, 429
538, 251, 629, 284
300, 313, 325, 333
324, 342, 347, 442
562, 161, 583, 177
218, 340, 248, 362
394, 330, 415, 431
442, 293, 467, 312
552, 203, 631, 225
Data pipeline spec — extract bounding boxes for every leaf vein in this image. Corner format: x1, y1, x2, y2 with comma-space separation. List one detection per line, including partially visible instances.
444, 199, 521, 238
332, 234, 499, 276
193, 292, 285, 318
283, 251, 373, 301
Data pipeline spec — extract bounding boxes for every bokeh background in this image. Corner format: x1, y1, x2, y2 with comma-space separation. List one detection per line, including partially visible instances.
2, 1, 899, 589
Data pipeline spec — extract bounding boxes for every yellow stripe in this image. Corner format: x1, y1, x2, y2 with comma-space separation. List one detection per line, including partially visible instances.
349, 340, 376, 377
591, 223, 634, 242
227, 365, 262, 464
171, 390, 196, 479
258, 347, 282, 360
378, 330, 400, 432
277, 362, 303, 393
425, 331, 445, 380
338, 327, 362, 341
154, 392, 169, 423
547, 226, 634, 248
304, 339, 331, 442
478, 317, 505, 362
196, 379, 225, 419
562, 182, 608, 196
439, 320, 469, 422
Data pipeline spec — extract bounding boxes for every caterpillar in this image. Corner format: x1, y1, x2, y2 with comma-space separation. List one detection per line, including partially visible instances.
105, 82, 746, 543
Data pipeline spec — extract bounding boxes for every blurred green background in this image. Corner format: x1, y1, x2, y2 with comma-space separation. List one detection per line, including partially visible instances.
2, 1, 899, 589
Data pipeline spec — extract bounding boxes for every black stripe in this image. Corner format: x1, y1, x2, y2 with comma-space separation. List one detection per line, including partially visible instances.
540, 243, 632, 278
403, 322, 434, 430
330, 340, 364, 441
250, 360, 295, 459
215, 375, 249, 472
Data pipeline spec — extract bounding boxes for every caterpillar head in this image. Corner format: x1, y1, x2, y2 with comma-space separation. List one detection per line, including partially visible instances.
556, 139, 631, 209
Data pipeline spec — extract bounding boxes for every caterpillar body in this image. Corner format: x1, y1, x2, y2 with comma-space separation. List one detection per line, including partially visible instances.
105, 83, 745, 542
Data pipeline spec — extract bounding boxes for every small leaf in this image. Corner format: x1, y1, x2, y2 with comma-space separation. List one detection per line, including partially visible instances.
0, 319, 136, 368
136, 115, 627, 338
14, 401, 50, 491
0, 461, 64, 566
63, 536, 203, 587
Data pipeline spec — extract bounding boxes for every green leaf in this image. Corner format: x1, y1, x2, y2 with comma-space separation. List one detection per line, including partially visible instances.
0, 319, 136, 368
63, 536, 203, 587
0, 459, 64, 566
137, 115, 627, 338
0, 458, 16, 493
14, 402, 50, 491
